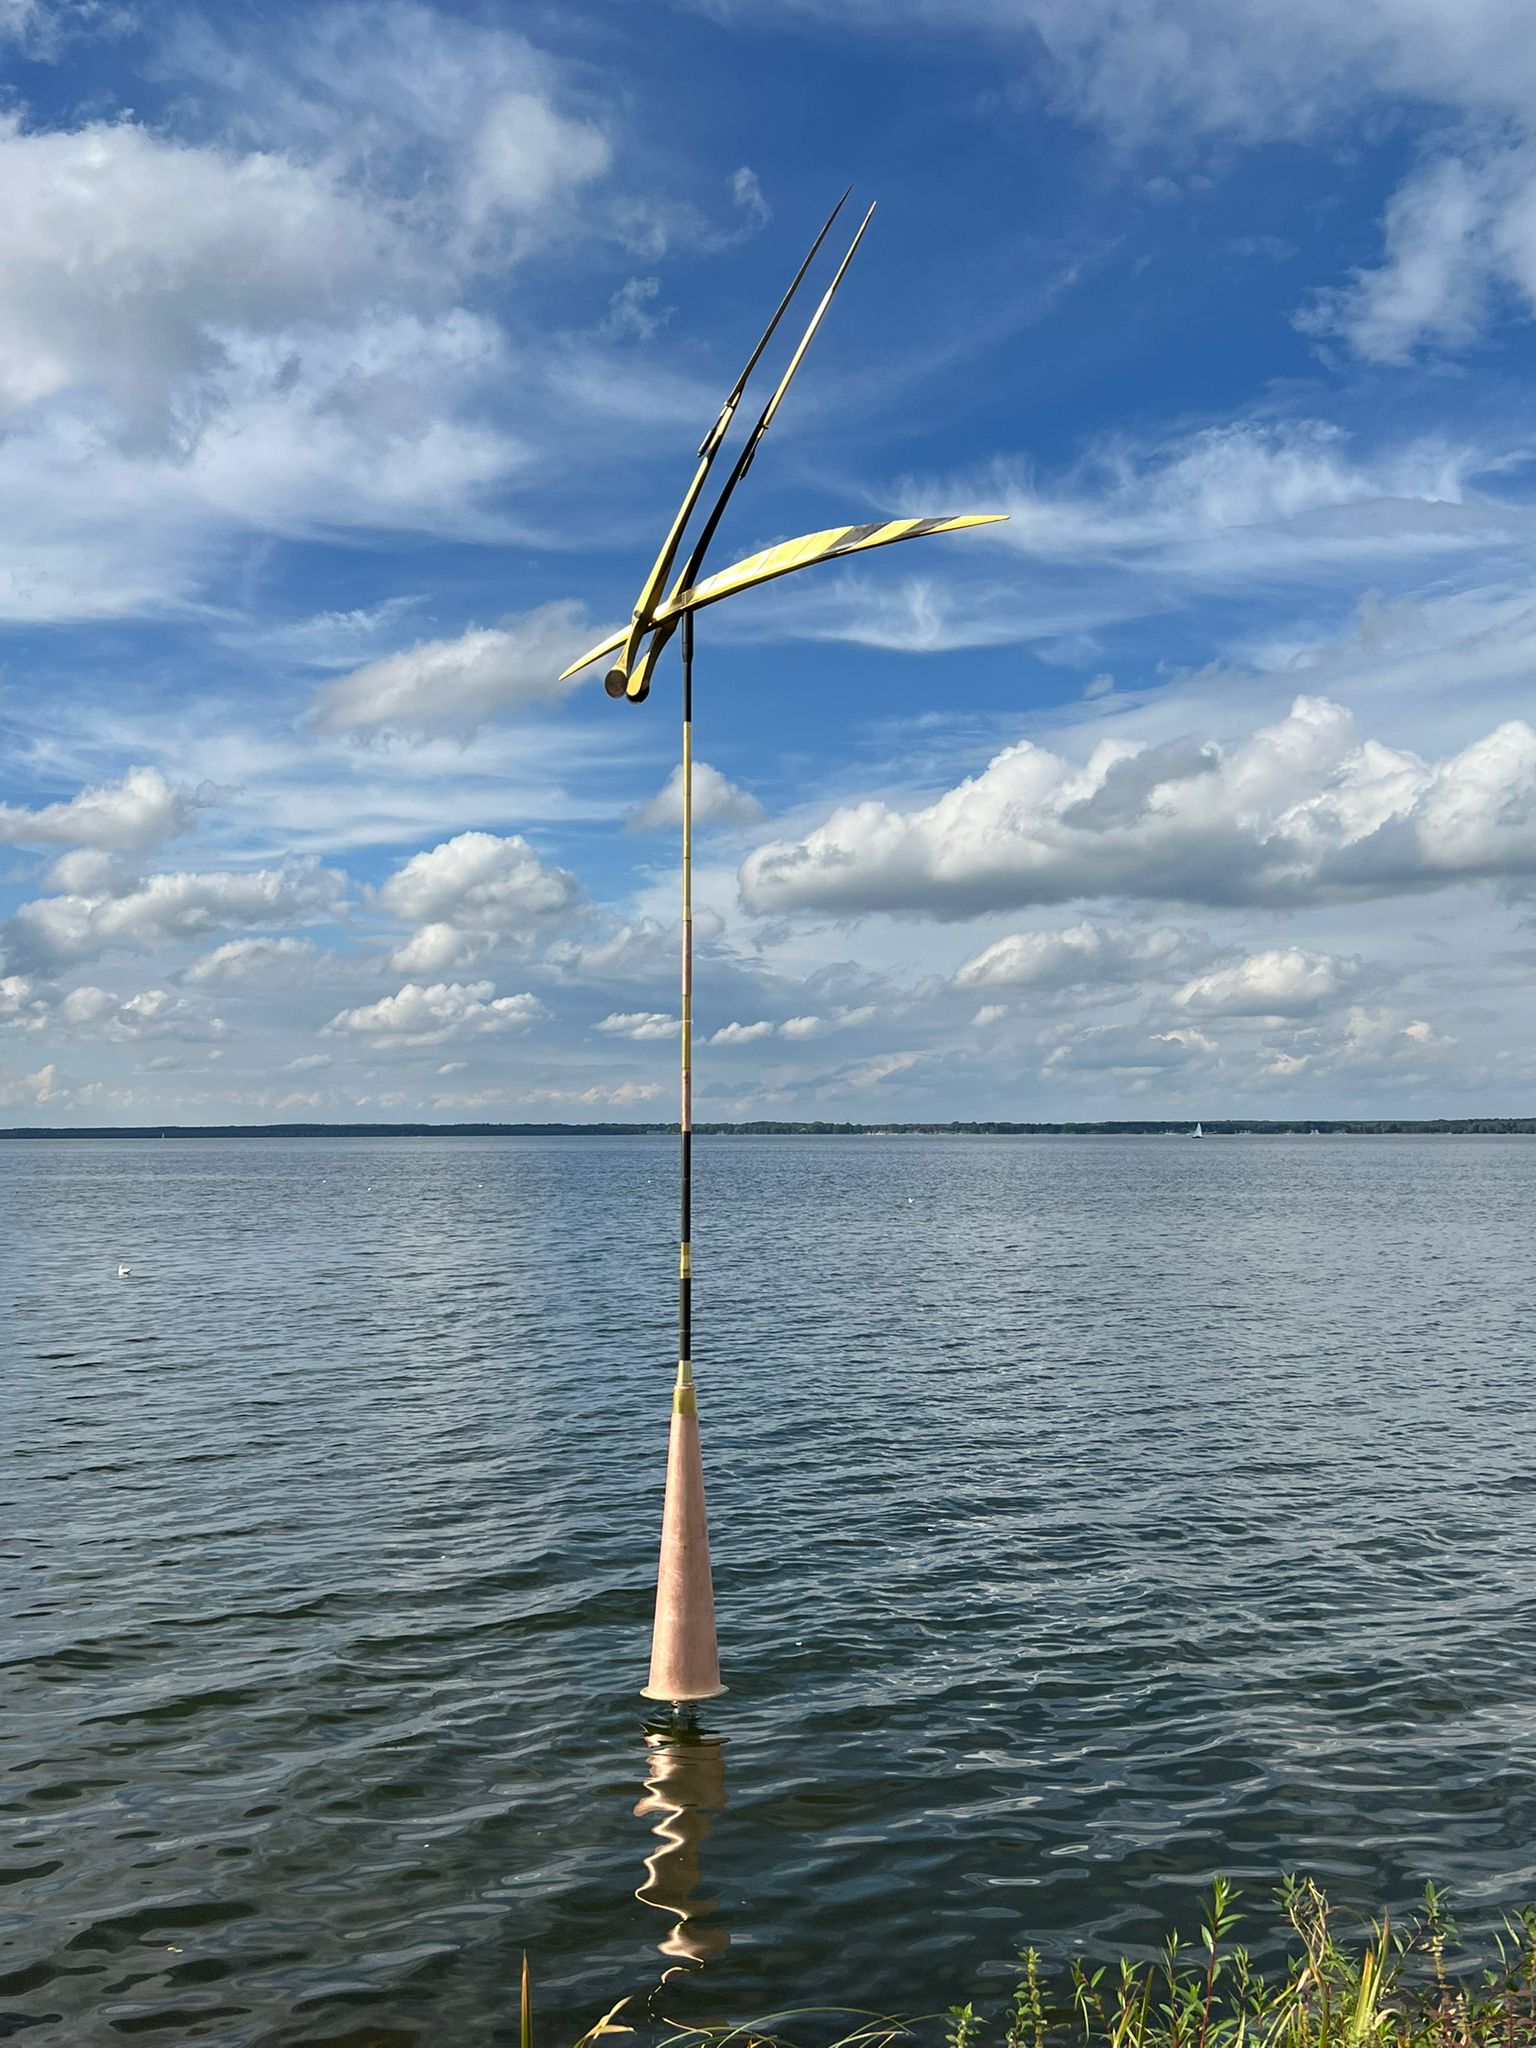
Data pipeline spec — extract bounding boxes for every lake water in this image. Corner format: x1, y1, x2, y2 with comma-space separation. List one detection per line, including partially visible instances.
6, 1133, 1536, 2047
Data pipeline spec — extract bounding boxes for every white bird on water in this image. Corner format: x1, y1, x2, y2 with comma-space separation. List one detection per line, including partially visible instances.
117, 1262, 131, 1278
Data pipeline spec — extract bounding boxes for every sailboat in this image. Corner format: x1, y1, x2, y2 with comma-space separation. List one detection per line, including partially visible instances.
1192, 1121, 1204, 1138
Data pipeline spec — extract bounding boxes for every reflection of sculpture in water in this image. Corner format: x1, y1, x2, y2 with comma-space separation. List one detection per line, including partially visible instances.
634, 1719, 730, 1992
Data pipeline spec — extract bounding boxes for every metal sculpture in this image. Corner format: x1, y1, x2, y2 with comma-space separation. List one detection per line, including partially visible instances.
561, 196, 1005, 1703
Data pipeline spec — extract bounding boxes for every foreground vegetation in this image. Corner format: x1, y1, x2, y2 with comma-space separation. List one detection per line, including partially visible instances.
560, 1880, 1536, 2048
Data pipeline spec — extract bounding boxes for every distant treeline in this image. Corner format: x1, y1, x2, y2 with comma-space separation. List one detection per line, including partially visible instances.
5, 1118, 1536, 1139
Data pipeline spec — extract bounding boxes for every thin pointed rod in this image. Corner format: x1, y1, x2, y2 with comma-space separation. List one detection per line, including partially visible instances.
613, 202, 877, 705
602, 191, 851, 696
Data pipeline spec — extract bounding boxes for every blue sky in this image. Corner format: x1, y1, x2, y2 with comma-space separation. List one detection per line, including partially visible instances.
3, 0, 1536, 1123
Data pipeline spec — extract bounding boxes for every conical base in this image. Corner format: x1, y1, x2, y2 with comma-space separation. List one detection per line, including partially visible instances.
642, 1374, 725, 1702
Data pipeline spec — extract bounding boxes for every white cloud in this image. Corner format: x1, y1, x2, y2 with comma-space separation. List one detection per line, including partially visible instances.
745, 421, 1507, 663
1332, 1004, 1454, 1068
0, 7, 624, 624
547, 917, 698, 983
183, 936, 324, 986
3, 859, 347, 971
762, 0, 1536, 148
322, 978, 546, 1046
376, 830, 584, 973
596, 1010, 680, 1040
0, 973, 48, 1027
39, 848, 135, 895
1172, 946, 1366, 1017
0, 112, 404, 424
1301, 143, 1536, 362
710, 1018, 778, 1045
386, 922, 484, 977
378, 831, 580, 927
955, 920, 1204, 992
703, 1005, 877, 1046
1040, 1018, 1220, 1086
628, 760, 764, 831
0, 1059, 67, 1107
311, 604, 597, 737
988, 422, 1481, 574
742, 696, 1536, 919
47, 985, 229, 1042
1255, 1004, 1456, 1085
522, 1079, 662, 1107
0, 766, 203, 852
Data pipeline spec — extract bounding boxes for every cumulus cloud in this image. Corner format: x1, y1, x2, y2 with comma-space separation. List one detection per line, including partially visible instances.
46, 985, 228, 1042
376, 830, 584, 971
956, 920, 1205, 993
0, 1059, 67, 1107
0, 973, 48, 1027
0, 766, 204, 852
0, 113, 404, 425
742, 696, 1536, 919
379, 831, 581, 928
628, 760, 764, 832
707, 1006, 873, 1045
322, 979, 546, 1046
596, 1010, 679, 1040
183, 937, 324, 987
547, 916, 716, 983
1172, 947, 1367, 1017
311, 604, 597, 737
1256, 1004, 1456, 1084
710, 1019, 777, 1045
0, 8, 619, 623
2, 859, 347, 971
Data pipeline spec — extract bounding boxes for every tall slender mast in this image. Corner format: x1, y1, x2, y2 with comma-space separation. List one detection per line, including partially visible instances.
679, 607, 693, 1406
643, 608, 722, 1703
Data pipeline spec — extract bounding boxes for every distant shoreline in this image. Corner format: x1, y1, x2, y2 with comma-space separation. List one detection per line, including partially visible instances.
4, 1119, 1535, 1139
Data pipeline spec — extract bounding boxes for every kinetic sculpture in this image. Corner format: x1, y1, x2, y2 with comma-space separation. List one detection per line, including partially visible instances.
560, 193, 1004, 1703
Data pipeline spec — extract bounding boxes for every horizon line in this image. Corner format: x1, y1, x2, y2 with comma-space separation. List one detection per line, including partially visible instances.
4, 1117, 1536, 1140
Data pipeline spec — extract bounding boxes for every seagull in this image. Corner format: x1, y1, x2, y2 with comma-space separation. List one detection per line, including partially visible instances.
117, 1262, 131, 1278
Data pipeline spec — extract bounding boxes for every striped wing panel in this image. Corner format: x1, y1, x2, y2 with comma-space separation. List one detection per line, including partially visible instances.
676, 514, 1004, 614
558, 514, 1005, 680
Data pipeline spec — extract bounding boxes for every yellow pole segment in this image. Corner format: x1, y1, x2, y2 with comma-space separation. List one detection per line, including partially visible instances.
644, 608, 723, 1702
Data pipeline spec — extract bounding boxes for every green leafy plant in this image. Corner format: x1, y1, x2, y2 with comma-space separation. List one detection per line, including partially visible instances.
556, 1881, 1536, 2048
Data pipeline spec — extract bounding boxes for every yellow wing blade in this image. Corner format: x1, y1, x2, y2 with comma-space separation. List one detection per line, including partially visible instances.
670, 514, 1007, 618
562, 516, 1007, 690
559, 620, 629, 682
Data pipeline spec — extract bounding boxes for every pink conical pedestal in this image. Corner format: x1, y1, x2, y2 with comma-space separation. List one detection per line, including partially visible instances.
642, 1367, 726, 1702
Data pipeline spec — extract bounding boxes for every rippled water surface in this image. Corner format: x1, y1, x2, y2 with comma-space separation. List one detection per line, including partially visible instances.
6, 1134, 1536, 2046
